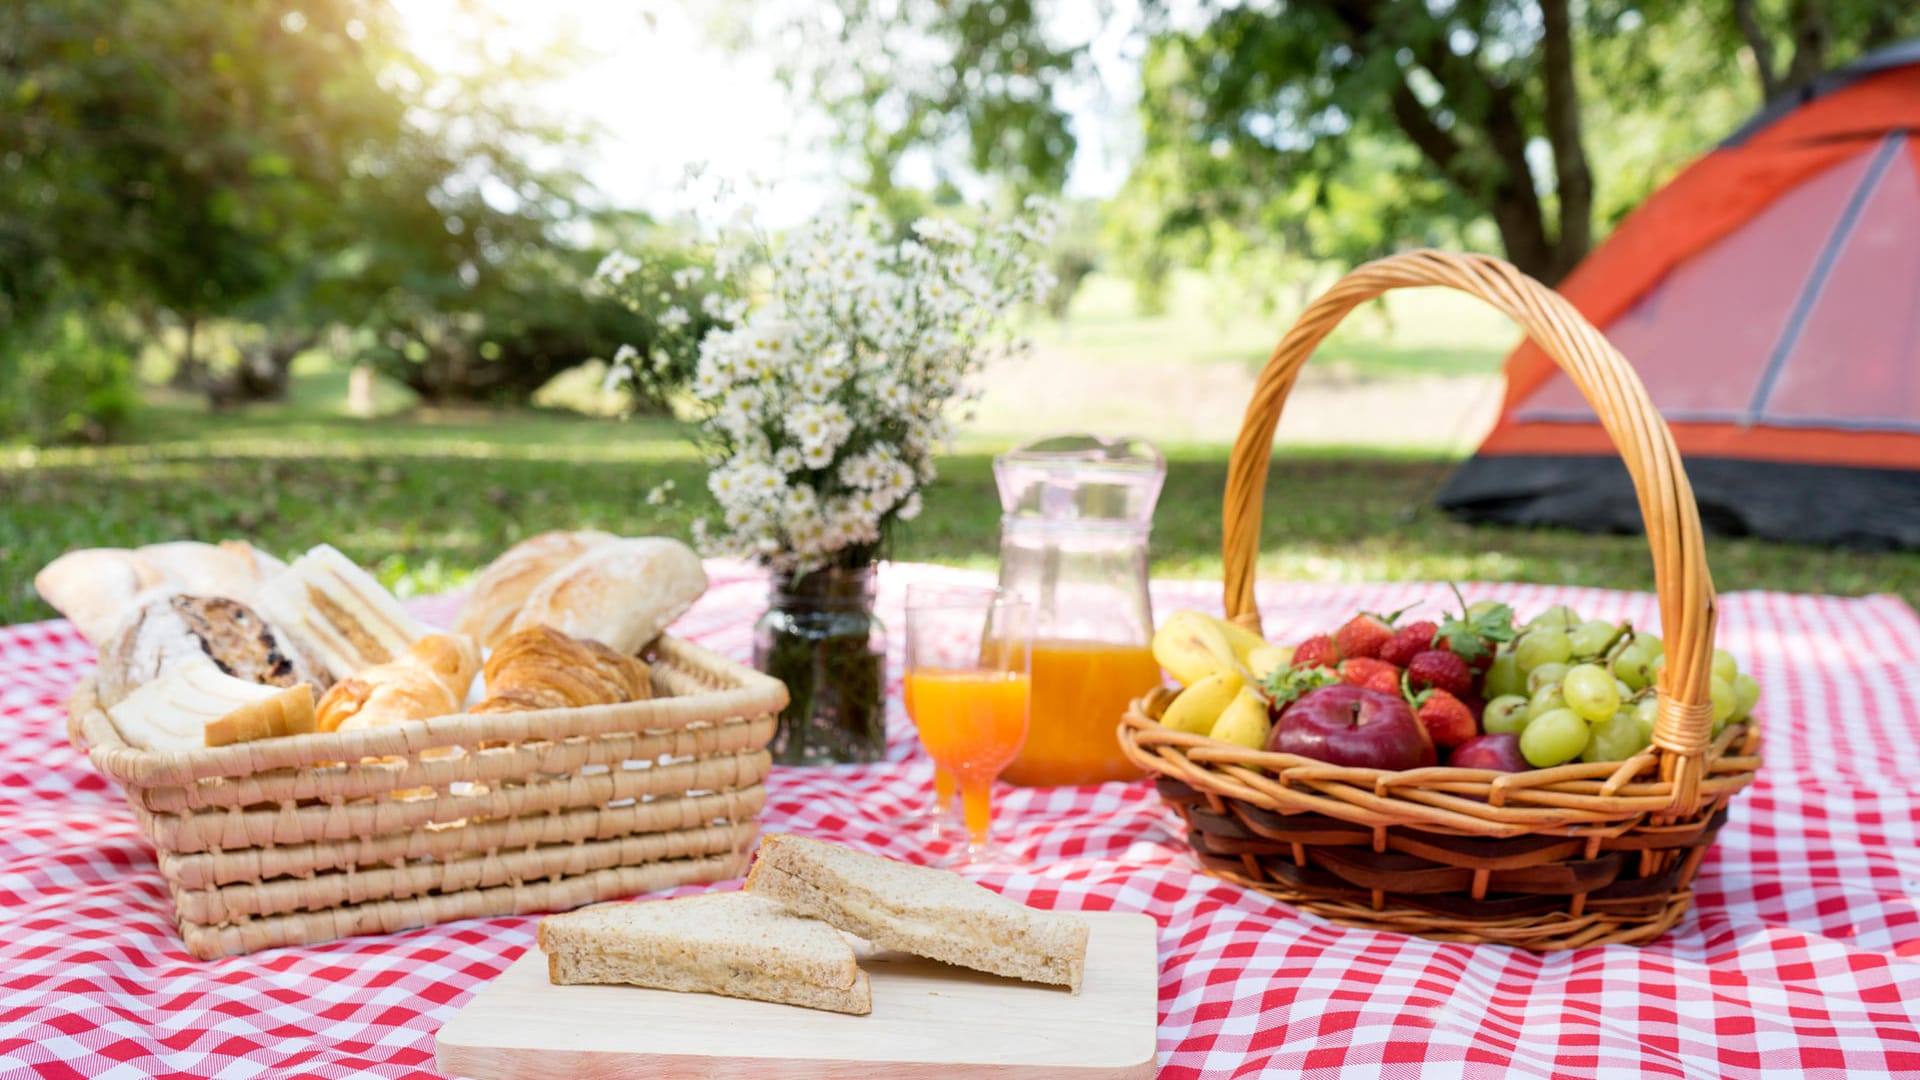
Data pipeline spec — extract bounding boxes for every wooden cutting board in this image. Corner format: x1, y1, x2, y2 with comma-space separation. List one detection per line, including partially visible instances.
435, 911, 1160, 1079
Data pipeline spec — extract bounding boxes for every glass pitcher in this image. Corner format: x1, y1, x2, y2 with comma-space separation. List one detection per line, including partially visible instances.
993, 433, 1167, 786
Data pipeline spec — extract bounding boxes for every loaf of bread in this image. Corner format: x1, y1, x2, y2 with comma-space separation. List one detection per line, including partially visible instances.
508, 538, 706, 655
315, 633, 481, 733
453, 530, 616, 649
253, 544, 429, 679
107, 654, 317, 751
95, 594, 332, 707
35, 539, 285, 646
471, 626, 652, 714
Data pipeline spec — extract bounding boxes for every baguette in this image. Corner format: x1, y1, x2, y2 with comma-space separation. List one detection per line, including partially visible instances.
538, 892, 872, 1015
745, 833, 1090, 993
454, 529, 616, 649
508, 537, 706, 655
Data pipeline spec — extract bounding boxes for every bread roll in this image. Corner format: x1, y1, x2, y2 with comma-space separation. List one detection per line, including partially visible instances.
253, 544, 429, 679
472, 626, 652, 714
95, 594, 332, 706
34, 549, 167, 645
509, 538, 706, 655
454, 530, 616, 648
36, 540, 286, 646
315, 633, 481, 733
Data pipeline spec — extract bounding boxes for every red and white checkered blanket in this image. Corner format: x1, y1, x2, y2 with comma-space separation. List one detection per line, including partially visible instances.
3, 562, 1918, 1078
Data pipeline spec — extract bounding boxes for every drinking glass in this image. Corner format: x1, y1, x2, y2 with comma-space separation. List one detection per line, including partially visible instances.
904, 585, 1032, 865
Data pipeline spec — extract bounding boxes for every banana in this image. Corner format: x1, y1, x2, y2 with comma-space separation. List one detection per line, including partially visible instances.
1152, 610, 1259, 687
1246, 644, 1294, 683
1208, 687, 1273, 750
1159, 670, 1246, 734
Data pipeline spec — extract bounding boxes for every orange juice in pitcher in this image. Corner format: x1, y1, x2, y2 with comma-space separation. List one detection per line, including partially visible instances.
993, 435, 1168, 786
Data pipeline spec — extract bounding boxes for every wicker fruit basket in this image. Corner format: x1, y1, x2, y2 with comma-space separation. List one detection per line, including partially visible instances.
68, 635, 785, 959
1119, 250, 1762, 950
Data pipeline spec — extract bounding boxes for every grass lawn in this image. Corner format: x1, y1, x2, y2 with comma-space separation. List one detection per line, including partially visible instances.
5, 401, 1917, 627
1027, 271, 1517, 375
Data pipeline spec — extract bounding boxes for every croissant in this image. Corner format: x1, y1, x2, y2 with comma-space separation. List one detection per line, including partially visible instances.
471, 626, 652, 714
316, 633, 481, 733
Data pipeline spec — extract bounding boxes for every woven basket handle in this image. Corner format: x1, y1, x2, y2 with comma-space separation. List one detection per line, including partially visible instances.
1222, 250, 1719, 812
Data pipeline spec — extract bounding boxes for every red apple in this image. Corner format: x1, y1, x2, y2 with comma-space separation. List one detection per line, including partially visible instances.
1449, 733, 1529, 772
1267, 685, 1437, 770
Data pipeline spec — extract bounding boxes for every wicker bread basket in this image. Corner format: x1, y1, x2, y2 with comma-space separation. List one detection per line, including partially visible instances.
1119, 250, 1762, 950
68, 635, 786, 959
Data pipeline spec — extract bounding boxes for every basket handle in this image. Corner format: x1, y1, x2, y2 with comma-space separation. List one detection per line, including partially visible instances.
1222, 250, 1720, 813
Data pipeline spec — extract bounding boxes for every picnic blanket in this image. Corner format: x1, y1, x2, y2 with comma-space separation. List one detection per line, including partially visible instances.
2, 562, 1917, 1078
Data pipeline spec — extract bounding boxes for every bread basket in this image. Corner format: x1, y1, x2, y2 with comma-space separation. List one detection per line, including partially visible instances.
68, 635, 785, 959
1118, 250, 1762, 950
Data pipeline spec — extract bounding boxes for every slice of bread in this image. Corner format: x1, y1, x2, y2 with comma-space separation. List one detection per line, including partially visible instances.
745, 833, 1090, 993
537, 892, 872, 1015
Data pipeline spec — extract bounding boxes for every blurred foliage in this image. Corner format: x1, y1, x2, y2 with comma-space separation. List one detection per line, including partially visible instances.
0, 0, 687, 434
0, 311, 141, 444
730, 0, 1920, 293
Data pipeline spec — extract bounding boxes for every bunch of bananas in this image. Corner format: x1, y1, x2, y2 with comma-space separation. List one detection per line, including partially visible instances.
1150, 611, 1291, 750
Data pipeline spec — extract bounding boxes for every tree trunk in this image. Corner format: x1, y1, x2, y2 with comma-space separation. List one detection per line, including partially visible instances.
170, 317, 200, 389
1539, 0, 1594, 282
1782, 0, 1830, 91
1732, 0, 1780, 101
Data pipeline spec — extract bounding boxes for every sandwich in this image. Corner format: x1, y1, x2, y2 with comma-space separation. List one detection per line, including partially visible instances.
537, 891, 871, 1015
745, 833, 1090, 993
252, 544, 429, 678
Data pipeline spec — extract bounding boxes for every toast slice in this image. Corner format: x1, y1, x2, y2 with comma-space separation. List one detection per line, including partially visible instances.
745, 833, 1090, 993
537, 892, 872, 1015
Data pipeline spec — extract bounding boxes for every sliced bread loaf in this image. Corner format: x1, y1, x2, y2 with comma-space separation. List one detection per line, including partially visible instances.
745, 833, 1090, 993
537, 892, 871, 1015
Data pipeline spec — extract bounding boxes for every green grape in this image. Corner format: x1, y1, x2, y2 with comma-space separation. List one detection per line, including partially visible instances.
1529, 683, 1567, 719
1483, 653, 1525, 699
1641, 634, 1665, 656
1467, 599, 1506, 620
1529, 605, 1581, 631
1650, 654, 1668, 685
1582, 713, 1651, 763
1514, 628, 1573, 672
1712, 648, 1739, 684
1615, 678, 1635, 700
1611, 639, 1657, 691
1562, 664, 1621, 721
1709, 676, 1737, 729
1733, 673, 1760, 720
1527, 662, 1571, 694
1520, 708, 1590, 768
1568, 620, 1619, 659
1632, 697, 1659, 737
1484, 694, 1532, 735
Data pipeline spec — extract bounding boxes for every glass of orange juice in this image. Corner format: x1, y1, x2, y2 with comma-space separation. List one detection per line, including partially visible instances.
904, 585, 1032, 865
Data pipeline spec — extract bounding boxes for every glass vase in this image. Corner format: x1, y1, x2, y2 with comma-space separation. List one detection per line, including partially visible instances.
753, 564, 888, 765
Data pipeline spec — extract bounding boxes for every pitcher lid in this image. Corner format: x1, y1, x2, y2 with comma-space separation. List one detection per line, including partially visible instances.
992, 433, 1166, 524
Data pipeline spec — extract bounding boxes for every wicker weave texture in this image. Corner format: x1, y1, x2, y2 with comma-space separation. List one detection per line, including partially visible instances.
1118, 250, 1762, 950
69, 635, 786, 959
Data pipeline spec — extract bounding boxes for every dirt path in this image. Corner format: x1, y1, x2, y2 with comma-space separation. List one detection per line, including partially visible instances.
970, 349, 1504, 451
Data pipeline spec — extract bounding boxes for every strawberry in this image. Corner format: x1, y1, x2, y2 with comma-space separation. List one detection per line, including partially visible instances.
1339, 657, 1404, 697
1414, 689, 1478, 749
1406, 649, 1473, 697
1333, 613, 1397, 661
1378, 620, 1439, 667
1293, 634, 1339, 670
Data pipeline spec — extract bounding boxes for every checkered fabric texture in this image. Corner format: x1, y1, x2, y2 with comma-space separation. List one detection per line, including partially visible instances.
3, 562, 1918, 1079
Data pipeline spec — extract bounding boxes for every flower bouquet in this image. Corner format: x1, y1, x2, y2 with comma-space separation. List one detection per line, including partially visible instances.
599, 193, 1058, 763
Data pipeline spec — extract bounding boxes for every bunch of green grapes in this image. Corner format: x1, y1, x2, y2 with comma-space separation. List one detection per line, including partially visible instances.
1478, 605, 1759, 769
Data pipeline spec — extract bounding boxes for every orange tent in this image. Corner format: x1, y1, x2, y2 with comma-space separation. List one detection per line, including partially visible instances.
1440, 42, 1920, 548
